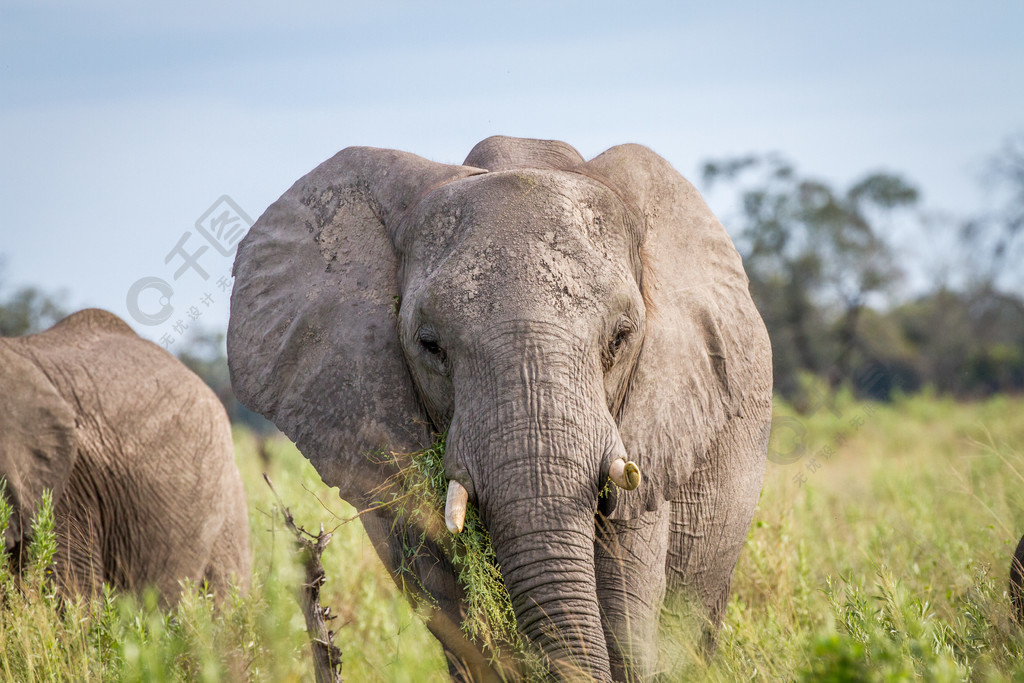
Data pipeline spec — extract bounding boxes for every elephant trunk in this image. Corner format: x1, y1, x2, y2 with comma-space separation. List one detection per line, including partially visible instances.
486, 489, 610, 680
447, 332, 620, 679
451, 402, 614, 678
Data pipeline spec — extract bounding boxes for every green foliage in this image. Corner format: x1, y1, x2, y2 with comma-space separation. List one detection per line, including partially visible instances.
6, 397, 1024, 680
799, 636, 876, 683
675, 393, 1024, 681
0, 478, 12, 553
700, 143, 1024, 404
0, 480, 13, 598
377, 435, 544, 675
703, 153, 917, 400
860, 286, 1024, 398
26, 490, 58, 592
0, 431, 448, 682
408, 437, 517, 647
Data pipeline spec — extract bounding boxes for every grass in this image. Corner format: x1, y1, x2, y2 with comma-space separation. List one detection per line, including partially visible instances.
3, 392, 1024, 680
690, 389, 1024, 681
376, 436, 525, 659
0, 432, 450, 682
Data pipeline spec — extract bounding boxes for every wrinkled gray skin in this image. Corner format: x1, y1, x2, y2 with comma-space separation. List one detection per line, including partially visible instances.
228, 137, 772, 680
1011, 533, 1024, 623
0, 309, 250, 602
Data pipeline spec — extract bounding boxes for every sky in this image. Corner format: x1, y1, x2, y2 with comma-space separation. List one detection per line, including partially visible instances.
1, 1, 1022, 345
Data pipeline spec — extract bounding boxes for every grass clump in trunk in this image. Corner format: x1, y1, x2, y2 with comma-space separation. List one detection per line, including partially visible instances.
380, 434, 544, 676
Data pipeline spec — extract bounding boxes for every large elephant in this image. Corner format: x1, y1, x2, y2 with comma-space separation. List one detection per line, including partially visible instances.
228, 136, 772, 680
0, 308, 250, 602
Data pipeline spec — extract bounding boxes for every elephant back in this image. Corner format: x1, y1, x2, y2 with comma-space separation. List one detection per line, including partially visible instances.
5, 309, 249, 598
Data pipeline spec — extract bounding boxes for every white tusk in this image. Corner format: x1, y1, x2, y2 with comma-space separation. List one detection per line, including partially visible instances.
609, 458, 642, 491
445, 480, 468, 534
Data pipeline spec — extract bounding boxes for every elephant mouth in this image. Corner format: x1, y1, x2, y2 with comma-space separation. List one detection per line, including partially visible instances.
380, 431, 645, 679
443, 457, 640, 534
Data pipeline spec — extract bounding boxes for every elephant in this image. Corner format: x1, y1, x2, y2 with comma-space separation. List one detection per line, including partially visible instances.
0, 308, 250, 603
228, 136, 772, 680
1011, 534, 1024, 623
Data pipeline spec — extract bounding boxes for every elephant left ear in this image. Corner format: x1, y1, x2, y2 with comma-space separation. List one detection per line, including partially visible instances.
228, 147, 487, 504
0, 344, 78, 552
584, 144, 772, 516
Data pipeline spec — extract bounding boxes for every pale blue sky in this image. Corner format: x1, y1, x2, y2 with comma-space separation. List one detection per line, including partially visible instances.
2, 1, 1022, 343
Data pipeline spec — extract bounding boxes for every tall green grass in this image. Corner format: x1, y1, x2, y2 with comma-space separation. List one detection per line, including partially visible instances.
0, 433, 448, 682
689, 390, 1024, 681
2, 394, 1024, 680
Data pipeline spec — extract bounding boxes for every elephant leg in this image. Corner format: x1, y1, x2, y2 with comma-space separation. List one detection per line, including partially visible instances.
202, 518, 252, 597
663, 407, 768, 659
595, 504, 670, 681
200, 467, 252, 597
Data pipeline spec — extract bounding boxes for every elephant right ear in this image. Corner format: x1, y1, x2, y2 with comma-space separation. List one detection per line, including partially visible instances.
583, 144, 772, 517
0, 345, 78, 552
228, 147, 484, 501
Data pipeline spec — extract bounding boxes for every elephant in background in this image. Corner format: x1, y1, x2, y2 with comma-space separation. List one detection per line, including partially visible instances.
1011, 534, 1024, 623
228, 136, 772, 680
0, 308, 250, 602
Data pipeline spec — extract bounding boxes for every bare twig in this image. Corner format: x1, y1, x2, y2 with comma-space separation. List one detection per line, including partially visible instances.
264, 473, 343, 683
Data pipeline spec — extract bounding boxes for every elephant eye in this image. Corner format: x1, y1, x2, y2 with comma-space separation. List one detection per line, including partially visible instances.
610, 328, 630, 354
609, 325, 632, 355
603, 322, 633, 371
417, 330, 447, 363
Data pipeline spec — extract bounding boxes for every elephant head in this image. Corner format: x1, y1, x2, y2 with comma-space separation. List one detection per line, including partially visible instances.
228, 137, 766, 678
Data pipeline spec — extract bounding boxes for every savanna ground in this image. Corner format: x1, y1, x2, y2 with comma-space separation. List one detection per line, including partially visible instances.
3, 390, 1024, 681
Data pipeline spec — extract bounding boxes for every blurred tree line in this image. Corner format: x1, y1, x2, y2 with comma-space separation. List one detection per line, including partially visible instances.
172, 328, 275, 433
2, 135, 1022, 415
703, 134, 1024, 406
0, 266, 69, 337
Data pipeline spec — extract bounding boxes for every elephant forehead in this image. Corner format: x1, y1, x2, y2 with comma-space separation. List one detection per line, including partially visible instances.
409, 171, 640, 320
417, 169, 634, 246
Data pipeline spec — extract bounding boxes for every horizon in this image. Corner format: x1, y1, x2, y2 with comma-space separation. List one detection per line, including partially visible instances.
2, 1, 1022, 344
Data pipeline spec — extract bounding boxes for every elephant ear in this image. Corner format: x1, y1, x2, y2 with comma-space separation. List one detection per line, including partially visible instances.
584, 144, 771, 516
228, 147, 484, 502
0, 344, 78, 553
464, 135, 584, 171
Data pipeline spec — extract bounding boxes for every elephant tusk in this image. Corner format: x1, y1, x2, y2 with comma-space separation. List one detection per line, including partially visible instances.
609, 458, 641, 490
445, 480, 468, 534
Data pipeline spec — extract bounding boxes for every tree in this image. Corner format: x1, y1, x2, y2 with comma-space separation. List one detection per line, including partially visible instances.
702, 156, 918, 399
175, 326, 275, 433
961, 133, 1024, 291
0, 258, 69, 336
873, 286, 1024, 397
